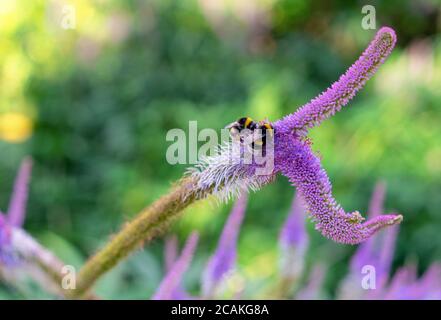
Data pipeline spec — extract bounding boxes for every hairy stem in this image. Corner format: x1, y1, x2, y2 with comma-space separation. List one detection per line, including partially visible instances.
70, 176, 206, 299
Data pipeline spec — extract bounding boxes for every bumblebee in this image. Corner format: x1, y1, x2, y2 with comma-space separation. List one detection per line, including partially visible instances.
225, 117, 274, 147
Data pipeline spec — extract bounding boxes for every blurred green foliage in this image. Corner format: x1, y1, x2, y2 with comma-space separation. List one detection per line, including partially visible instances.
0, 0, 440, 299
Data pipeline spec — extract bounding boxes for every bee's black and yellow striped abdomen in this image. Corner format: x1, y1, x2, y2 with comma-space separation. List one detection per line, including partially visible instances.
236, 117, 257, 130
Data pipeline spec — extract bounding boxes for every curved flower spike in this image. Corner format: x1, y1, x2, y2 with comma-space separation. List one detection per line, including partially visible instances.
275, 27, 397, 137
202, 194, 248, 297
275, 140, 402, 244
7, 157, 32, 227
361, 224, 399, 298
274, 28, 401, 244
152, 232, 199, 300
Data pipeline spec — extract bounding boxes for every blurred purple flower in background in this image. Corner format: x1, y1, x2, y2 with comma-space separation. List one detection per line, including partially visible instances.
7, 157, 32, 228
375, 225, 399, 290
414, 264, 441, 299
382, 263, 441, 300
202, 194, 248, 298
383, 264, 417, 299
350, 182, 387, 273
338, 182, 398, 299
153, 195, 248, 300
152, 232, 199, 300
296, 264, 326, 300
278, 192, 308, 284
160, 235, 192, 299
150, 181, 440, 300
0, 158, 32, 266
0, 213, 14, 265
332, 183, 441, 300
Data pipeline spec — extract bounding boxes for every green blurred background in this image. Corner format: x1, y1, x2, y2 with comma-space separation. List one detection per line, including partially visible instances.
0, 0, 440, 299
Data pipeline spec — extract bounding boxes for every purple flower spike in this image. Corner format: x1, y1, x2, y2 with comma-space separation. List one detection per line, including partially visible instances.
339, 183, 394, 299
384, 264, 418, 299
152, 232, 199, 300
162, 235, 193, 299
376, 225, 398, 283
390, 263, 441, 300
275, 140, 402, 244
7, 157, 33, 227
394, 264, 440, 300
202, 194, 248, 297
417, 264, 441, 299
278, 192, 308, 279
275, 27, 397, 137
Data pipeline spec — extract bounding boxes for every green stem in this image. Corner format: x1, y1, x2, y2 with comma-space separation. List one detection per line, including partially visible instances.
70, 177, 206, 299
